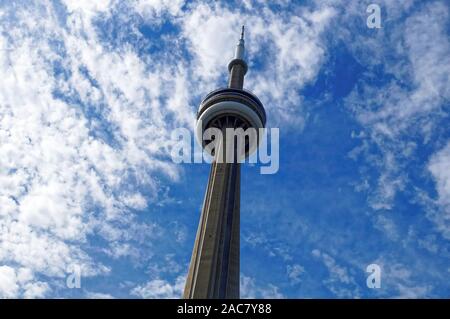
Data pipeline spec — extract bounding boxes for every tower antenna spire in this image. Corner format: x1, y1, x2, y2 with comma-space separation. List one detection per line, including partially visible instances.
232, 25, 246, 64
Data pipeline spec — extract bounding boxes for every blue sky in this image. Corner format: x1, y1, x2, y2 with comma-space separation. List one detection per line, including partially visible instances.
0, 0, 449, 298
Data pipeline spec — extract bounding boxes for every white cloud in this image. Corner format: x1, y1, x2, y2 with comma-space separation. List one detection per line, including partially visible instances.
131, 275, 185, 299
135, 0, 185, 18
85, 291, 115, 299
240, 274, 284, 299
374, 214, 399, 241
182, 3, 243, 81
0, 266, 19, 298
243, 232, 294, 261
428, 142, 450, 209
22, 281, 51, 299
311, 249, 361, 297
0, 266, 49, 299
287, 264, 305, 284
62, 0, 112, 13
373, 257, 431, 298
428, 141, 450, 239
312, 249, 352, 285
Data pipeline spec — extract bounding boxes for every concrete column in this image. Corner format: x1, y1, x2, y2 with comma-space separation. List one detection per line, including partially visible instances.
183, 136, 240, 299
228, 62, 246, 90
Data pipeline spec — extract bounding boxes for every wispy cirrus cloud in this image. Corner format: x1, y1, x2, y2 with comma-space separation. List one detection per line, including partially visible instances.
240, 274, 284, 299
131, 275, 185, 299
428, 142, 450, 239
343, 1, 450, 238
0, 0, 189, 297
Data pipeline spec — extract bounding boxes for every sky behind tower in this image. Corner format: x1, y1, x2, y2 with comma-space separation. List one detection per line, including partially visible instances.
0, 0, 449, 298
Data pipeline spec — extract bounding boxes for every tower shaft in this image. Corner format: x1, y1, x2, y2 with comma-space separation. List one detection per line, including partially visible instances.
228, 63, 246, 89
183, 136, 240, 298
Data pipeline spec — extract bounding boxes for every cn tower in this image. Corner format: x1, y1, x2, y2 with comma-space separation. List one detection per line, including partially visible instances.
183, 26, 266, 299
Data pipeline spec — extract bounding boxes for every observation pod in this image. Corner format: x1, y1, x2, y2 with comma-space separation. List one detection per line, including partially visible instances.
195, 87, 266, 159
